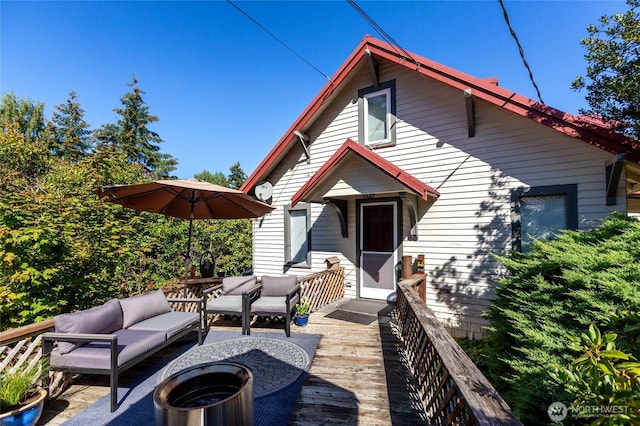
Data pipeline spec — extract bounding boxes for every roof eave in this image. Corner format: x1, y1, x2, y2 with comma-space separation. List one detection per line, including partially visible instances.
241, 37, 374, 193
291, 139, 439, 207
242, 36, 640, 194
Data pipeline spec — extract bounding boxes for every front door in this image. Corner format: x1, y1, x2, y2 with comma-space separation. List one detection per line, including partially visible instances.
359, 201, 398, 300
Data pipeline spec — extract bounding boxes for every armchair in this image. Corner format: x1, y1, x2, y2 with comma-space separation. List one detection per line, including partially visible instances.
203, 276, 260, 335
249, 275, 300, 337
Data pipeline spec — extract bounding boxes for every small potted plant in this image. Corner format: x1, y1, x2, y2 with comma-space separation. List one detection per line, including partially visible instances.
0, 358, 48, 426
294, 298, 311, 327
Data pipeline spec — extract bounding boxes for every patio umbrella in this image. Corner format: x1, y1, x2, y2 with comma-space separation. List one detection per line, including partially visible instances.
98, 178, 274, 295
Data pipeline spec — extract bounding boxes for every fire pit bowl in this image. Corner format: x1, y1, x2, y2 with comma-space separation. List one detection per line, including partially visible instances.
154, 362, 253, 426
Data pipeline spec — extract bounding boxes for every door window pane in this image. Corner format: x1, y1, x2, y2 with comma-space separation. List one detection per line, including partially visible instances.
362, 204, 394, 251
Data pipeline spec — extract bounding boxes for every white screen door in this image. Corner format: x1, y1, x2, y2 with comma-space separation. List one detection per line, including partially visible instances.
359, 202, 397, 300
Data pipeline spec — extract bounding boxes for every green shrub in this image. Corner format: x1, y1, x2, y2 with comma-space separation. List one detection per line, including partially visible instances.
456, 337, 491, 377
551, 324, 640, 425
485, 212, 640, 424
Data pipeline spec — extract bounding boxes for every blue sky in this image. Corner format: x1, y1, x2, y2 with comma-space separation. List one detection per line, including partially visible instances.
1, 1, 628, 179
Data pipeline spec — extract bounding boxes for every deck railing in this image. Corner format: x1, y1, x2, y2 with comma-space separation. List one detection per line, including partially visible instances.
298, 264, 345, 312
1, 267, 522, 425
0, 263, 346, 395
396, 277, 522, 425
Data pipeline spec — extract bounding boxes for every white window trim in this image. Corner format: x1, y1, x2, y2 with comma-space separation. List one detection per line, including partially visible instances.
358, 80, 396, 149
363, 87, 392, 147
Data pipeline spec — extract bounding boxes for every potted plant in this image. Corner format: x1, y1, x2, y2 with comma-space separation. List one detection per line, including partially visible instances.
0, 358, 48, 426
293, 298, 311, 327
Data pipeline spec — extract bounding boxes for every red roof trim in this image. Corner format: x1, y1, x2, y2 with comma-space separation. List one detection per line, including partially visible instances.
242, 36, 640, 193
291, 139, 439, 206
241, 37, 372, 193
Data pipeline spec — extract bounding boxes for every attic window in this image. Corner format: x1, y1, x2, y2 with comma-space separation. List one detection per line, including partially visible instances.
358, 80, 396, 148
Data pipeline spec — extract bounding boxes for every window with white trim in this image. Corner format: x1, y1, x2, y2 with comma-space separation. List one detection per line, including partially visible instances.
358, 80, 396, 147
511, 184, 578, 252
284, 203, 311, 266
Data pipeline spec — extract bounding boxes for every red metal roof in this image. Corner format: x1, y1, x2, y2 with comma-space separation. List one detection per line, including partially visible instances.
291, 139, 439, 206
242, 36, 640, 193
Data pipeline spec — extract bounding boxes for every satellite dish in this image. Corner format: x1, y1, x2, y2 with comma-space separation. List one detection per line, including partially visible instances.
255, 181, 273, 203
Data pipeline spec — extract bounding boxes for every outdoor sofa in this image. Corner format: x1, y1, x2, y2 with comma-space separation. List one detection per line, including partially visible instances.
42, 289, 203, 412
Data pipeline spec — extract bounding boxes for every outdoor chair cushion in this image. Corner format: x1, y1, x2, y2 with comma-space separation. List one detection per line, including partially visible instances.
54, 299, 123, 355
222, 276, 257, 295
50, 329, 166, 370
206, 294, 244, 314
260, 275, 297, 296
128, 311, 200, 340
119, 289, 171, 328
251, 294, 300, 314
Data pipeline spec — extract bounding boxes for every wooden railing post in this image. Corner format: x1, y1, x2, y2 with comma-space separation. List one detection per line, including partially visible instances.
396, 282, 522, 425
402, 255, 413, 279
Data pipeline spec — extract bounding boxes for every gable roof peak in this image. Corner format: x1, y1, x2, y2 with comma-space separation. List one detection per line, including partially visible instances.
242, 36, 640, 193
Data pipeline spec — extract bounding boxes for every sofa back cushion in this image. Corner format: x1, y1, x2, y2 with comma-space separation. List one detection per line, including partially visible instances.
119, 289, 171, 328
260, 275, 298, 296
222, 276, 257, 295
54, 299, 123, 354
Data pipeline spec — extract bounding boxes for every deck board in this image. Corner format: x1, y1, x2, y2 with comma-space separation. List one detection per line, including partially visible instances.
38, 299, 427, 425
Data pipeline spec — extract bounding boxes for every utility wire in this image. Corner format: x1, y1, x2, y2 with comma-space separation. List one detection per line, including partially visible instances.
498, 0, 544, 104
226, 0, 332, 83
346, 0, 418, 66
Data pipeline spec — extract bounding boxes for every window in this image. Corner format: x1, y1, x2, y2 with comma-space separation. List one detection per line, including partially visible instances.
285, 203, 311, 266
358, 80, 396, 147
511, 184, 578, 252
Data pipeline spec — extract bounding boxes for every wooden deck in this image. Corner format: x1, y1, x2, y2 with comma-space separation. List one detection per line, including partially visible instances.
37, 298, 427, 425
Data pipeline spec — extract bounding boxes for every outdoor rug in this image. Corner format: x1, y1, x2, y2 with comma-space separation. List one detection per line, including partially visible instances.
62, 331, 320, 426
159, 336, 309, 398
325, 298, 389, 325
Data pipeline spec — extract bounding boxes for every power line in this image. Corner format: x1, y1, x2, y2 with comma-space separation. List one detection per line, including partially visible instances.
346, 0, 418, 66
498, 0, 544, 104
226, 0, 332, 83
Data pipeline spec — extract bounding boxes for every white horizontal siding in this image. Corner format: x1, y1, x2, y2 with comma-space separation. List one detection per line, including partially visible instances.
252, 57, 627, 338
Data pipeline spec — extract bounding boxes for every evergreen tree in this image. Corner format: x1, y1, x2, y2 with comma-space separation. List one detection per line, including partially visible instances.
573, 0, 640, 139
93, 123, 120, 152
485, 213, 640, 424
0, 93, 46, 143
194, 170, 228, 186
49, 91, 92, 162
227, 162, 246, 189
96, 76, 176, 177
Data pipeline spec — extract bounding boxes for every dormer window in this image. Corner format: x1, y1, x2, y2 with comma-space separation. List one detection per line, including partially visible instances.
358, 80, 396, 148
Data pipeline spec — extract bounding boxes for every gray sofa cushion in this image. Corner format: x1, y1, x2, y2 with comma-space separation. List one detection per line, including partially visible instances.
119, 289, 171, 328
129, 311, 199, 340
222, 276, 257, 295
54, 299, 123, 354
252, 294, 300, 314
260, 275, 297, 296
50, 329, 166, 370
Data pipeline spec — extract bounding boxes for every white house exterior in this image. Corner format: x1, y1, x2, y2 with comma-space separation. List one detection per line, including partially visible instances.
241, 36, 640, 338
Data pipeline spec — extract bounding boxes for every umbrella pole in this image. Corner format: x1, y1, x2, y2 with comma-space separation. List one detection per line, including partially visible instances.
184, 211, 194, 297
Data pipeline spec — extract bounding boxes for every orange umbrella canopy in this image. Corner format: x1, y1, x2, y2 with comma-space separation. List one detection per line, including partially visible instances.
99, 179, 273, 295
98, 179, 274, 220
